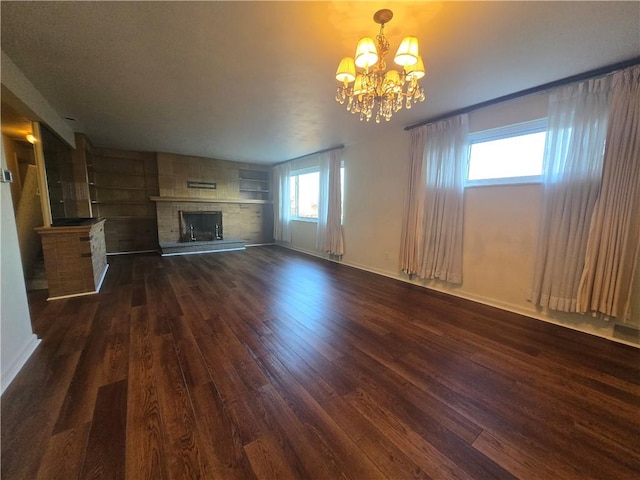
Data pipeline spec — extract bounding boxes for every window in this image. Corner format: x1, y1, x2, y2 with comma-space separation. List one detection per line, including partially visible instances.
290, 168, 320, 219
466, 119, 547, 186
289, 165, 345, 221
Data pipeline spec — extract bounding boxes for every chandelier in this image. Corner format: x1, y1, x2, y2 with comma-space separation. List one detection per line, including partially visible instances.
335, 9, 425, 123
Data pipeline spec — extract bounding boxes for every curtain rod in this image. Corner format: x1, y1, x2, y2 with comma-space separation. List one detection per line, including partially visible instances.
405, 56, 640, 131
273, 144, 345, 166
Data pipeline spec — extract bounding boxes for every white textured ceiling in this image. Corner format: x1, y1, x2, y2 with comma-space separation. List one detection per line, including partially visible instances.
2, 1, 639, 164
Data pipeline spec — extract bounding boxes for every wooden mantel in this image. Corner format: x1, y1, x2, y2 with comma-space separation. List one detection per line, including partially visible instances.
150, 196, 271, 205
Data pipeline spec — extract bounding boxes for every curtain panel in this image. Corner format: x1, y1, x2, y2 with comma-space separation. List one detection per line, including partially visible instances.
577, 65, 640, 320
528, 76, 612, 312
419, 114, 468, 284
272, 162, 291, 242
400, 126, 427, 275
400, 114, 468, 284
317, 149, 344, 256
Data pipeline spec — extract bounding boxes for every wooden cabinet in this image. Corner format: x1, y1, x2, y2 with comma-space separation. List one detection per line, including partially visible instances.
36, 219, 108, 300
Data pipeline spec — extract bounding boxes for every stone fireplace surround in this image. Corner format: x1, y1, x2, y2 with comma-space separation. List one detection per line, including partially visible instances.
152, 152, 274, 255
153, 198, 272, 255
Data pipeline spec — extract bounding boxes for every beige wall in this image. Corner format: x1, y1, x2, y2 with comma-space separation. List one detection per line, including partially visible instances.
284, 93, 639, 345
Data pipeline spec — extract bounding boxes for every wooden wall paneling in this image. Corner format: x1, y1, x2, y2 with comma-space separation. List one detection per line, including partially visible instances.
156, 152, 270, 202
91, 148, 159, 253
104, 217, 158, 254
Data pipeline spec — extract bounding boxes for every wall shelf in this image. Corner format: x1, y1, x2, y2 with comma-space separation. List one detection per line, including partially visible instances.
239, 169, 270, 201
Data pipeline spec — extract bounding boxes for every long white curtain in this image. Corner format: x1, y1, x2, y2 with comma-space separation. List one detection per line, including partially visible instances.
400, 125, 427, 275
316, 149, 344, 256
272, 162, 291, 242
578, 65, 640, 320
528, 76, 612, 311
418, 114, 468, 284
400, 115, 467, 283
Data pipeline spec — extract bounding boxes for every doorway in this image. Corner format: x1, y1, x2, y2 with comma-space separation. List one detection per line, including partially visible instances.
1, 101, 46, 292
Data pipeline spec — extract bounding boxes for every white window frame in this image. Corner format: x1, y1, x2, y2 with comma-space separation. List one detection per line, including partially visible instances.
289, 164, 346, 223
465, 118, 548, 187
290, 167, 320, 222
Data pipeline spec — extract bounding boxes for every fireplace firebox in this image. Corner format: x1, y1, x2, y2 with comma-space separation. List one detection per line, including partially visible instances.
179, 211, 223, 242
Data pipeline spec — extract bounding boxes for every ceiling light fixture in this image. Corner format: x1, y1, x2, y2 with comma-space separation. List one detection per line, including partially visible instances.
26, 133, 36, 144
335, 9, 425, 123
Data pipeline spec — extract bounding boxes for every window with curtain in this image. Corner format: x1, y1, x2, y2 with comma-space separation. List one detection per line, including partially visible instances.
466, 119, 547, 186
274, 149, 345, 256
528, 75, 612, 313
288, 166, 345, 223
272, 162, 291, 242
400, 114, 468, 284
577, 65, 640, 321
316, 149, 344, 256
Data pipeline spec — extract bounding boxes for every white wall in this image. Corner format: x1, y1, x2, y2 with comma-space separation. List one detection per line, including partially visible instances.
0, 140, 39, 394
1, 50, 76, 392
284, 92, 640, 345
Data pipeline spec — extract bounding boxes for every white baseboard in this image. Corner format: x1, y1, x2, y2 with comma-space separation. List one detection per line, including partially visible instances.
1, 334, 40, 395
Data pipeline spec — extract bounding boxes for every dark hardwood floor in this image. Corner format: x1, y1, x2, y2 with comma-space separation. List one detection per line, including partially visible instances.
2, 245, 639, 479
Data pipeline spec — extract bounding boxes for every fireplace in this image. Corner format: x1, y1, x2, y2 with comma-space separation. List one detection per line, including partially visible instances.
179, 211, 223, 242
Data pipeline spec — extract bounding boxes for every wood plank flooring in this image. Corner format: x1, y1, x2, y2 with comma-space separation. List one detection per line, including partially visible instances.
2, 245, 639, 479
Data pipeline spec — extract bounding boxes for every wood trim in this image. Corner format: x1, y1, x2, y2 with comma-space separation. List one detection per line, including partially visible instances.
31, 122, 51, 226
150, 196, 272, 205
35, 218, 106, 235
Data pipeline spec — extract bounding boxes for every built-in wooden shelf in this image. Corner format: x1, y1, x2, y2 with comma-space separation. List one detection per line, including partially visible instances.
87, 149, 159, 253
239, 169, 270, 201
